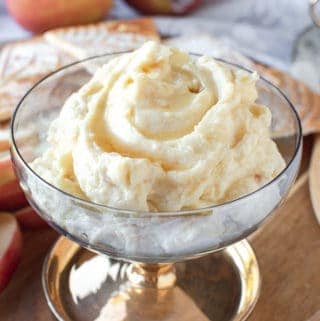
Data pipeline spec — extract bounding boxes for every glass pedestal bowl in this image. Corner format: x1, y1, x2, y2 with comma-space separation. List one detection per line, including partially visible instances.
10, 54, 302, 321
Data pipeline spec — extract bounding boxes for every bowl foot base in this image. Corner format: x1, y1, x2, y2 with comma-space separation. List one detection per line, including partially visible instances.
43, 237, 260, 321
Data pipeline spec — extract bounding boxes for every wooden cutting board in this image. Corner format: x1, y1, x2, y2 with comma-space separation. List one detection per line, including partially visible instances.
0, 137, 319, 321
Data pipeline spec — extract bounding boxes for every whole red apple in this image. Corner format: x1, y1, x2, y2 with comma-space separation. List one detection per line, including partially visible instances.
125, 0, 203, 15
6, 0, 113, 33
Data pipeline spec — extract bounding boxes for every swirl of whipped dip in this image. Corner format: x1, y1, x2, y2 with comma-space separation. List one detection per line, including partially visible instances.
32, 41, 285, 211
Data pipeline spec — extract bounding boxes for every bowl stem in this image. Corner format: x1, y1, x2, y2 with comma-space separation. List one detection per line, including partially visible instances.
127, 263, 176, 289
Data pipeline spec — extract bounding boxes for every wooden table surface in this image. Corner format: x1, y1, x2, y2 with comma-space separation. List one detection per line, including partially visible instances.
0, 137, 319, 321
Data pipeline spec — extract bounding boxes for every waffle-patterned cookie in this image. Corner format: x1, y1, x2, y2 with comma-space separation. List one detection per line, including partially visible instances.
44, 18, 159, 60
256, 63, 320, 136
0, 37, 72, 121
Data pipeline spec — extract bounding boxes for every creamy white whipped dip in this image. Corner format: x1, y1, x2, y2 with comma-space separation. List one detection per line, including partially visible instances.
31, 41, 285, 212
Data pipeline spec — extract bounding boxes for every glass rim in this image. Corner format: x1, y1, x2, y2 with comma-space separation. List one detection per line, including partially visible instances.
10, 51, 303, 217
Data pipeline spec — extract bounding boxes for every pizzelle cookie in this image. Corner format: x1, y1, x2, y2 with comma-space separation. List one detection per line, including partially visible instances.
44, 18, 160, 60
0, 37, 73, 122
256, 63, 320, 136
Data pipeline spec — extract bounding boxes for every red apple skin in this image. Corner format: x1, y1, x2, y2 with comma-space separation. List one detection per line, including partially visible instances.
0, 158, 29, 211
125, 0, 203, 15
6, 0, 113, 33
0, 213, 22, 293
15, 206, 48, 230
0, 158, 16, 186
0, 179, 28, 211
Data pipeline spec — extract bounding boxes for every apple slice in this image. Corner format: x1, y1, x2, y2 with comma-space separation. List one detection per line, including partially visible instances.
0, 122, 10, 152
0, 158, 29, 211
0, 213, 22, 293
0, 179, 28, 211
0, 158, 16, 186
15, 206, 48, 229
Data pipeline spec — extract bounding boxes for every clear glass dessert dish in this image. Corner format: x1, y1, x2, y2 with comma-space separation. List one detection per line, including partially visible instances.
10, 54, 302, 321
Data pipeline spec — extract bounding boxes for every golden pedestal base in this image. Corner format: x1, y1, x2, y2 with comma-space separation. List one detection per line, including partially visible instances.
43, 237, 260, 321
